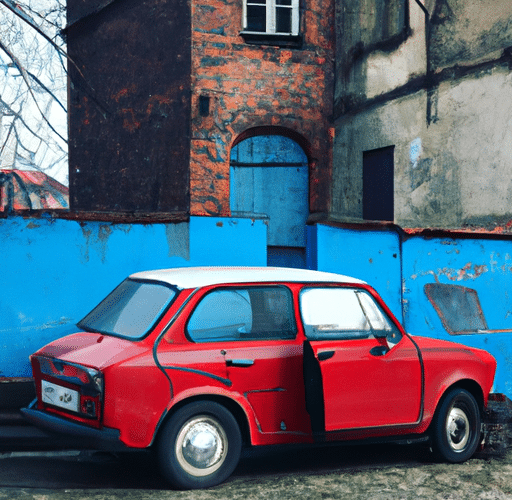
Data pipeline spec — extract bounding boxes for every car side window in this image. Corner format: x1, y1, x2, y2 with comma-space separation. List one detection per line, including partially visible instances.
300, 287, 401, 342
187, 286, 296, 342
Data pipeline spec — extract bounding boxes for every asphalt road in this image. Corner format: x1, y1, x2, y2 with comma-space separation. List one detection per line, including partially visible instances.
0, 443, 510, 499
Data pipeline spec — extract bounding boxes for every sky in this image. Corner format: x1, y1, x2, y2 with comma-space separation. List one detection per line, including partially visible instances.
0, 0, 68, 185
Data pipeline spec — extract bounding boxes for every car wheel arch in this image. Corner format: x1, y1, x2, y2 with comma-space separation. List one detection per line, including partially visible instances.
152, 395, 252, 448
435, 379, 485, 415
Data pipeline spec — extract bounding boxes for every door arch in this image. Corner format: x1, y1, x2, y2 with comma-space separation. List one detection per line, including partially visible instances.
230, 133, 309, 268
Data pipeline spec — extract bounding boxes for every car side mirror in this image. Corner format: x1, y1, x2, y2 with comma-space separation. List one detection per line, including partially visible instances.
373, 331, 388, 339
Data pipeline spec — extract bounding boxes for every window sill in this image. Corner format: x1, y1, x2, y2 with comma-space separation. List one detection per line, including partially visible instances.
240, 31, 303, 49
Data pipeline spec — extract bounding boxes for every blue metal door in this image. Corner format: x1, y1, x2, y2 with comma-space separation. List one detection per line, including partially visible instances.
230, 135, 309, 268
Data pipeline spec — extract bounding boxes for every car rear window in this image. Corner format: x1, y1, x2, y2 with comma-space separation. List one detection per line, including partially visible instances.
78, 279, 177, 339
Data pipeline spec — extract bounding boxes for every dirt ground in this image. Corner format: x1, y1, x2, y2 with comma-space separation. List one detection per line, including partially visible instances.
0, 441, 511, 499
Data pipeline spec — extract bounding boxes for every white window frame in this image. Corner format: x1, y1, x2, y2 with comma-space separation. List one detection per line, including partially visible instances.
243, 0, 300, 36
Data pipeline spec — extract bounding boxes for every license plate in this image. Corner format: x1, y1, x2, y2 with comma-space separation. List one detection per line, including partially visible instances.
41, 380, 79, 412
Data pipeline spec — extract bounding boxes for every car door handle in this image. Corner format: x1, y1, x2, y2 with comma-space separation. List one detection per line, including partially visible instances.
317, 350, 335, 361
225, 358, 254, 367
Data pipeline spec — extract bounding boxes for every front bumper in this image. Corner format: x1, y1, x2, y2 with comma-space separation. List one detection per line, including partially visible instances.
21, 400, 129, 452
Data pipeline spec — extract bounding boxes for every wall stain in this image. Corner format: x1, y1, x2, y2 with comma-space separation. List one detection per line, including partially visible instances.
165, 223, 190, 261
80, 226, 92, 263
79, 224, 112, 264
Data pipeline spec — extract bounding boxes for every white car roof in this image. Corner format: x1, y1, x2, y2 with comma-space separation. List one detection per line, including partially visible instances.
130, 266, 365, 289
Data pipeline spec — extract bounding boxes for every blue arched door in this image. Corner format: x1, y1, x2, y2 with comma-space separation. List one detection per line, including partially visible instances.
230, 135, 309, 268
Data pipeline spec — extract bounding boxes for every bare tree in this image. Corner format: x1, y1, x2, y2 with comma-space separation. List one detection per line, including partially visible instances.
0, 0, 67, 185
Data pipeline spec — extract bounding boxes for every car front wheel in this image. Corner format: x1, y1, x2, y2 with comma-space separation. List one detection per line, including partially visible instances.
157, 401, 242, 489
432, 388, 481, 463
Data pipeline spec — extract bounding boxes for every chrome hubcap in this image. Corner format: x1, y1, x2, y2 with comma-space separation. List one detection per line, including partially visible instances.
446, 407, 470, 452
176, 416, 228, 477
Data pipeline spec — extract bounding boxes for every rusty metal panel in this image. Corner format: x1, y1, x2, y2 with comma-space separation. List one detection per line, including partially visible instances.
67, 0, 191, 213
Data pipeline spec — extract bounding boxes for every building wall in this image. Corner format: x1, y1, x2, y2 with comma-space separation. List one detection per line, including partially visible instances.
429, 0, 512, 72
332, 0, 512, 230
190, 0, 335, 216
0, 215, 267, 378
403, 234, 512, 397
333, 66, 512, 229
66, 0, 191, 213
66, 0, 336, 218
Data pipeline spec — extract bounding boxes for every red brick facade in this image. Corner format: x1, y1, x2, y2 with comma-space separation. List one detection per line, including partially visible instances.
190, 0, 335, 216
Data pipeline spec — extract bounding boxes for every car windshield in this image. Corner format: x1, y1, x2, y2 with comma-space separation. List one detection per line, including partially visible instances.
78, 279, 177, 339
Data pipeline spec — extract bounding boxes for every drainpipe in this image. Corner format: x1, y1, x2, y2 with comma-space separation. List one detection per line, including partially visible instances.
413, 0, 435, 125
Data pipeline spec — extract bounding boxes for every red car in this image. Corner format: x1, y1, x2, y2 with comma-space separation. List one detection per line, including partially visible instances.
23, 267, 497, 489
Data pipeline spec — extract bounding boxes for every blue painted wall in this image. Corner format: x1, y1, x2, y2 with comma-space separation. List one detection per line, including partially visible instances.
307, 224, 403, 321
310, 223, 512, 397
402, 236, 512, 396
0, 216, 267, 377
4, 215, 512, 399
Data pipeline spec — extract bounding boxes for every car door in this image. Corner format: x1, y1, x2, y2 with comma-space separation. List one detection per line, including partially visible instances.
300, 286, 422, 433
186, 285, 309, 436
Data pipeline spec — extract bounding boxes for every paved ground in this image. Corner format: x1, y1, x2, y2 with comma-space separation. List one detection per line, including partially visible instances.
0, 443, 511, 499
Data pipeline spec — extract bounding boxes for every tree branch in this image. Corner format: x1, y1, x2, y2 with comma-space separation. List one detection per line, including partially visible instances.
0, 0, 92, 91
0, 39, 67, 144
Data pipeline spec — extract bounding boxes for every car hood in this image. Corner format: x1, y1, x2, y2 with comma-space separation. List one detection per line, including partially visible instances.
33, 332, 150, 370
411, 334, 496, 365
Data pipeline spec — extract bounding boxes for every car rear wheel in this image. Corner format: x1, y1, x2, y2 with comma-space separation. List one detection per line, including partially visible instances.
432, 388, 481, 463
157, 401, 242, 489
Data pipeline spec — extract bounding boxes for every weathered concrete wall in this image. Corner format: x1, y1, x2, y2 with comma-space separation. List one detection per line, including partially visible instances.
190, 0, 335, 216
333, 66, 512, 229
334, 0, 424, 114
333, 0, 512, 230
430, 0, 512, 72
67, 0, 191, 213
0, 215, 266, 377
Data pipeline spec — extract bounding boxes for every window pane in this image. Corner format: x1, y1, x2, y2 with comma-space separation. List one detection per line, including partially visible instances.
247, 4, 266, 32
276, 0, 292, 4
188, 287, 296, 342
78, 280, 176, 339
356, 292, 400, 341
300, 288, 371, 340
276, 6, 292, 33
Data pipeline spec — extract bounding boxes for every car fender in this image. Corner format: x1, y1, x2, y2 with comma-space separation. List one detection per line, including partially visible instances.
151, 385, 259, 447
418, 342, 496, 427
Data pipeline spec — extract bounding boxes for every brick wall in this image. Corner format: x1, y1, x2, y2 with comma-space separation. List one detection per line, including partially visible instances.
190, 0, 335, 216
